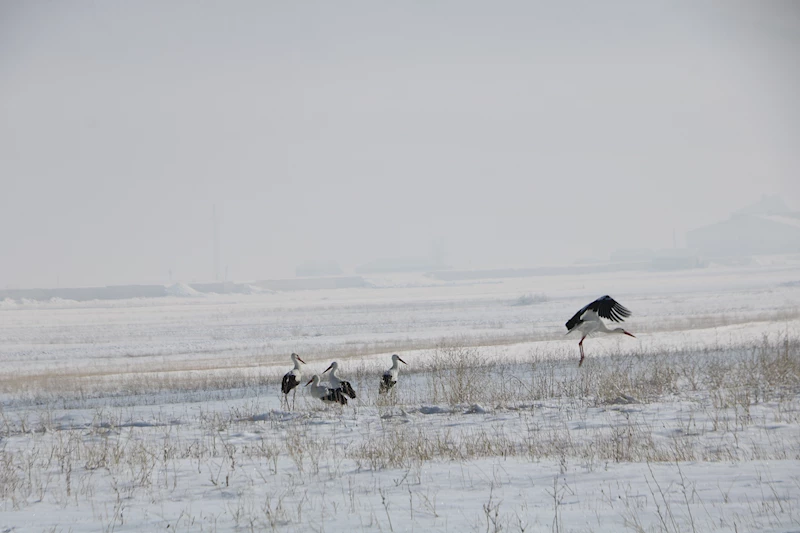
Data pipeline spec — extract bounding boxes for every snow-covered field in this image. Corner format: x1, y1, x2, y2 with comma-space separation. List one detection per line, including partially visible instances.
2, 260, 800, 532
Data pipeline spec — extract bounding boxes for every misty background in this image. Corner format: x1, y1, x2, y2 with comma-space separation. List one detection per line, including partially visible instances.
1, 1, 798, 289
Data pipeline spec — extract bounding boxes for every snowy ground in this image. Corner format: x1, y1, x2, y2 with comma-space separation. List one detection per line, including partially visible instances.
1, 260, 800, 532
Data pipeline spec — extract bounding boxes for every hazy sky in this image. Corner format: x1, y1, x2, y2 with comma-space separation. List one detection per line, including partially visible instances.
2, 1, 799, 288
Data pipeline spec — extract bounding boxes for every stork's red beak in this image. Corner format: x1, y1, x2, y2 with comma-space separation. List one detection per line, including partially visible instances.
296, 356, 306, 364
624, 331, 636, 338
323, 363, 333, 374
398, 357, 407, 365
305, 378, 313, 386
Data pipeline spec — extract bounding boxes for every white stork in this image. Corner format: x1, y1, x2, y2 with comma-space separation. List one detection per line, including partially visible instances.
379, 354, 407, 394
322, 361, 357, 399
305, 374, 348, 405
565, 295, 635, 367
280, 352, 306, 408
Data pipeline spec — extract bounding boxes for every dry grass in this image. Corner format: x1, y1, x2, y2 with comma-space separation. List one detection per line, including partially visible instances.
1, 334, 799, 531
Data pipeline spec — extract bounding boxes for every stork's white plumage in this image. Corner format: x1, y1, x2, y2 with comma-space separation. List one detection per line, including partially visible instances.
379, 354, 407, 394
565, 295, 636, 367
305, 374, 348, 405
281, 352, 306, 409
323, 361, 357, 399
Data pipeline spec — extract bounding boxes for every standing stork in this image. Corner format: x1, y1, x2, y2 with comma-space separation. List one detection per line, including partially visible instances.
565, 295, 636, 367
379, 354, 407, 394
322, 361, 357, 399
305, 374, 348, 405
281, 352, 306, 409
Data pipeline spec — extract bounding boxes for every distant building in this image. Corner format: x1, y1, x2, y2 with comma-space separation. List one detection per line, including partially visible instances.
295, 260, 343, 277
608, 247, 704, 271
254, 277, 367, 291
0, 285, 168, 302
609, 248, 654, 263
355, 257, 448, 275
650, 249, 706, 270
687, 195, 800, 257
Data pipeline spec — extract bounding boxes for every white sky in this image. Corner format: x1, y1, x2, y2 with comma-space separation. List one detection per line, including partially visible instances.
1, 1, 799, 288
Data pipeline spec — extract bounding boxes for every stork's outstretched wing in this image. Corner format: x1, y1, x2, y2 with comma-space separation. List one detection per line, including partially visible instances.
566, 295, 631, 331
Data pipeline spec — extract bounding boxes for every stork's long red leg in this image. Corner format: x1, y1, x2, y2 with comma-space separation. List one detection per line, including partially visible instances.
578, 336, 586, 367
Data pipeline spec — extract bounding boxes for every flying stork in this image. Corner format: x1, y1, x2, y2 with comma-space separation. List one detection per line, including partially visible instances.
379, 354, 407, 394
280, 352, 306, 409
305, 374, 348, 405
565, 295, 636, 367
322, 361, 357, 399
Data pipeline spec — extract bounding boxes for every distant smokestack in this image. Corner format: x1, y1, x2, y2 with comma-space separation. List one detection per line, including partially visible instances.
213, 205, 221, 281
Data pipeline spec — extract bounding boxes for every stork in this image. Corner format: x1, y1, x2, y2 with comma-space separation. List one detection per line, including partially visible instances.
322, 361, 357, 399
305, 374, 348, 405
280, 352, 306, 409
565, 295, 636, 367
379, 354, 407, 394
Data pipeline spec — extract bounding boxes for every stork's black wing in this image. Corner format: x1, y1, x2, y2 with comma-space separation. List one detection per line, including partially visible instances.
592, 295, 631, 322
565, 295, 631, 331
379, 373, 396, 394
340, 381, 357, 399
324, 388, 348, 405
281, 373, 299, 394
565, 303, 591, 331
